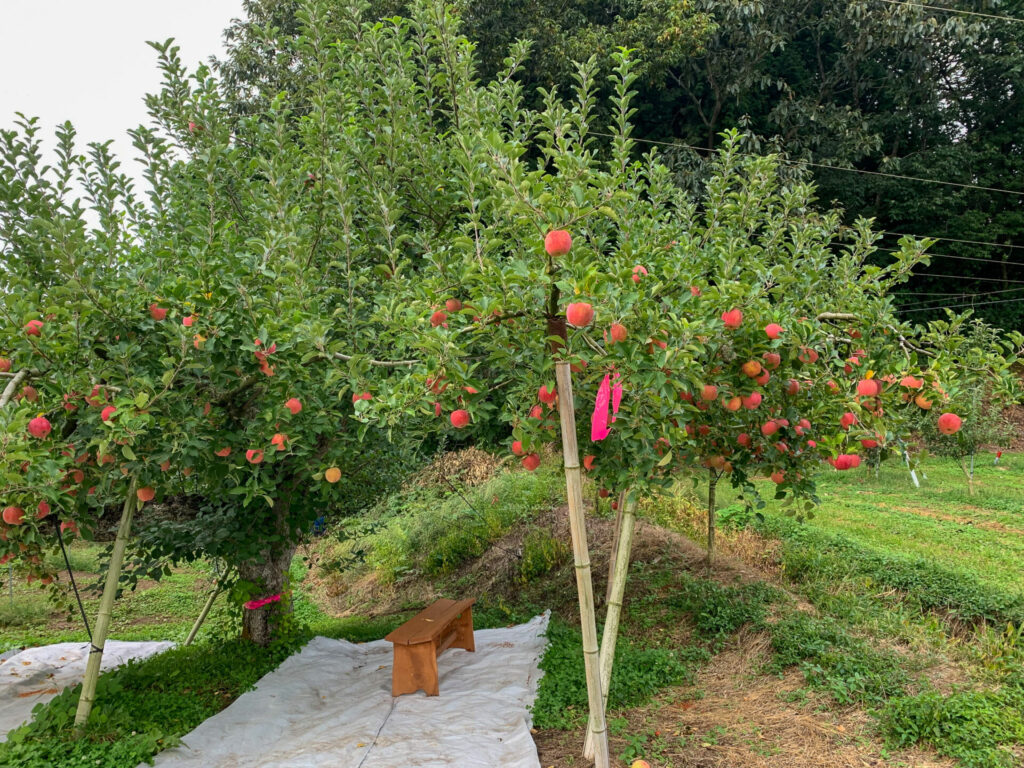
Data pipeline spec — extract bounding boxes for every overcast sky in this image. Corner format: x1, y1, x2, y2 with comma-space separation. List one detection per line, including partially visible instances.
1, 1, 244, 188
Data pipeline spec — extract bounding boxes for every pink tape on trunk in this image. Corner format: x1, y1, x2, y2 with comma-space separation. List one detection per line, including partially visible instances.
243, 594, 282, 610
591, 374, 611, 441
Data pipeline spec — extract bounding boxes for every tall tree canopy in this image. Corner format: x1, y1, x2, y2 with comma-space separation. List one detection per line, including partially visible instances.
217, 0, 1024, 330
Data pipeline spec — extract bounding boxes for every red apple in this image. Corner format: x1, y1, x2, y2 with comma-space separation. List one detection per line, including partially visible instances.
856, 379, 881, 397
761, 420, 780, 436
798, 347, 819, 364
737, 432, 752, 448
246, 449, 264, 464
136, 487, 156, 503
742, 392, 762, 410
450, 409, 471, 428
430, 310, 448, 327
762, 352, 781, 370
24, 319, 43, 336
609, 323, 627, 343
700, 384, 718, 401
840, 412, 858, 430
0, 358, 10, 373
583, 455, 595, 471
765, 323, 784, 339
786, 379, 800, 396
445, 298, 463, 313
27, 416, 52, 438
101, 406, 117, 422
631, 265, 648, 284
544, 230, 572, 257
511, 440, 525, 456
271, 433, 289, 450
740, 360, 762, 378
215, 447, 231, 457
149, 304, 167, 321
285, 397, 302, 415
724, 396, 742, 411
900, 375, 924, 389
37, 501, 51, 518
721, 308, 743, 329
566, 302, 594, 328
937, 412, 962, 435
522, 453, 541, 471
770, 471, 785, 484
182, 315, 194, 327
2, 506, 25, 525
538, 385, 557, 405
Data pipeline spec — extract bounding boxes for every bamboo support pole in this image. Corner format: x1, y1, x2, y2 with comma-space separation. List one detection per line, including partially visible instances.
554, 361, 610, 768
184, 581, 223, 647
584, 493, 636, 760
605, 490, 625, 604
74, 480, 137, 731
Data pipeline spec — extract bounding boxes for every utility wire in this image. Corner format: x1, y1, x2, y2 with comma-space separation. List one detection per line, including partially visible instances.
878, 230, 1024, 252
871, 244, 1024, 269
876, 0, 1024, 24
594, 131, 1024, 198
900, 296, 1024, 313
892, 287, 1024, 297
898, 288, 1024, 309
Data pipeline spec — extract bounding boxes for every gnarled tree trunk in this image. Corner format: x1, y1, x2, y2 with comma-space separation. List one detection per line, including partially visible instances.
237, 498, 299, 646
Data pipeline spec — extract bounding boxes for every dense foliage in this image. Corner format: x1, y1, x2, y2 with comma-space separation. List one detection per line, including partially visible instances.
0, 0, 1019, 659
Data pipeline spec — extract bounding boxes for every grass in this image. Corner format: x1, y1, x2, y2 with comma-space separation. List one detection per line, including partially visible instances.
3, 451, 1024, 767
720, 451, 1024, 593
0, 542, 234, 652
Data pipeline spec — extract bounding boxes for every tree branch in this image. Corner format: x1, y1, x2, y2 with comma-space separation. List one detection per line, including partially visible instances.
0, 370, 30, 408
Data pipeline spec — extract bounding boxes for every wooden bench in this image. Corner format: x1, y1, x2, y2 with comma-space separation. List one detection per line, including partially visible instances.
385, 598, 475, 696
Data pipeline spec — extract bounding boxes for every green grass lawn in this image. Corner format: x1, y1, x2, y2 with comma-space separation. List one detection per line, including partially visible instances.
0, 543, 233, 652
713, 450, 1024, 593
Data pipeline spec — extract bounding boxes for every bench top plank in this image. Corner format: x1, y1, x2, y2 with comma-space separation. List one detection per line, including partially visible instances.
385, 598, 475, 646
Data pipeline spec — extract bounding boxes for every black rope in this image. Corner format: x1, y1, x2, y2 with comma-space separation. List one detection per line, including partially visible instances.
51, 516, 92, 642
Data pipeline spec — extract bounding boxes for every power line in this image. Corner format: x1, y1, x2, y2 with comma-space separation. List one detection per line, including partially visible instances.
877, 0, 1024, 24
878, 230, 1024, 252
901, 271, 1024, 285
893, 286, 1024, 298
597, 132, 1024, 198
897, 288, 1024, 310
872, 244, 1024, 269
899, 296, 1024, 313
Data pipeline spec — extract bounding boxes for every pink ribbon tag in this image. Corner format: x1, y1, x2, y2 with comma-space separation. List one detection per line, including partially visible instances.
243, 594, 282, 610
591, 374, 611, 441
610, 373, 622, 423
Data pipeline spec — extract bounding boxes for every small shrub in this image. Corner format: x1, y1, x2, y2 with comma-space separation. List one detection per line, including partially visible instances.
767, 612, 909, 706
519, 527, 568, 583
880, 677, 1024, 768
531, 620, 709, 729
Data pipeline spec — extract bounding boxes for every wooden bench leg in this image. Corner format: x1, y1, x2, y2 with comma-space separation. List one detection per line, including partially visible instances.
392, 641, 439, 696
451, 607, 475, 652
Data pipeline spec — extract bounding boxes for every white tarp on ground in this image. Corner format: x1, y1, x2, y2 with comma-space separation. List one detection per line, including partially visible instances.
149, 612, 550, 768
0, 640, 174, 741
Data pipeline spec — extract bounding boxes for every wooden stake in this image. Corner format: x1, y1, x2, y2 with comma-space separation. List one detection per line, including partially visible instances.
74, 480, 137, 731
584, 493, 636, 760
184, 580, 223, 647
605, 490, 625, 604
554, 361, 610, 768
705, 468, 719, 568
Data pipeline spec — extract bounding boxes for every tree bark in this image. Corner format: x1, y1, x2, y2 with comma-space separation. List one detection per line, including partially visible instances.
237, 496, 299, 647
